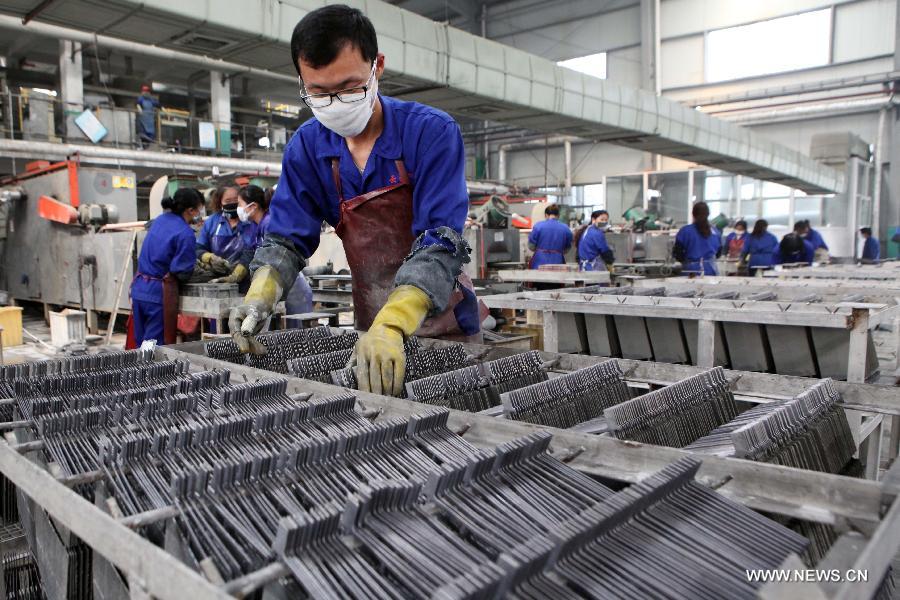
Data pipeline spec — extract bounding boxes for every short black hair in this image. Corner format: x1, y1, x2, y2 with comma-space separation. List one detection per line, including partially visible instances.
291, 5, 378, 74
591, 209, 608, 219
860, 227, 872, 236
161, 187, 203, 215
545, 204, 560, 216
734, 219, 747, 230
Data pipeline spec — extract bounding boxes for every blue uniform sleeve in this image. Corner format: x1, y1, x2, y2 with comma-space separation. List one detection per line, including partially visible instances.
564, 226, 573, 250
196, 215, 215, 256
394, 120, 473, 314
673, 226, 689, 262
411, 121, 468, 237
171, 229, 197, 276
266, 133, 328, 259
528, 224, 540, 248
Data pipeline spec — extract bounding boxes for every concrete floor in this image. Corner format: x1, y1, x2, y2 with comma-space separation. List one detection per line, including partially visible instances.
1, 305, 127, 366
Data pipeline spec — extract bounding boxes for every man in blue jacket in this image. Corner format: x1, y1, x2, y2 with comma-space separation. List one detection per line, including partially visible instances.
528, 204, 573, 269
860, 227, 880, 263
229, 5, 479, 396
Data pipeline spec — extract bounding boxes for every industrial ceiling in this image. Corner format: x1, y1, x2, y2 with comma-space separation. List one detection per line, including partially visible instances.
0, 0, 844, 193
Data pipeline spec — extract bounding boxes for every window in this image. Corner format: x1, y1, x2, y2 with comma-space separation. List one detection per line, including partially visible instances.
706, 9, 831, 82
557, 52, 607, 80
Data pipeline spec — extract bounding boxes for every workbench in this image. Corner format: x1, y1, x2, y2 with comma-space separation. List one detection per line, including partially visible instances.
494, 268, 611, 286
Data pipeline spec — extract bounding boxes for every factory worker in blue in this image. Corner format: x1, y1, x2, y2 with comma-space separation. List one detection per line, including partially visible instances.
135, 84, 159, 148
228, 5, 483, 397
130, 188, 204, 346
579, 209, 615, 271
210, 184, 270, 289
196, 184, 258, 270
860, 227, 880, 263
741, 219, 780, 275
674, 201, 722, 276
528, 204, 573, 268
780, 223, 815, 265
799, 220, 829, 262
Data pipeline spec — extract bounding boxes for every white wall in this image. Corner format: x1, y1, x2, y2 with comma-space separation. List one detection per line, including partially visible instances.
498, 0, 895, 186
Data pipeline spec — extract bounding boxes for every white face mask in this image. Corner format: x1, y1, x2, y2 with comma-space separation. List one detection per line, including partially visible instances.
237, 204, 253, 223
306, 62, 378, 138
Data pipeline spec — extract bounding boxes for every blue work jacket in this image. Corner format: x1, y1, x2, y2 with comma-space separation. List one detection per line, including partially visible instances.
528, 219, 573, 268
197, 212, 257, 263
675, 223, 721, 275
132, 212, 195, 303
806, 228, 828, 250
266, 95, 468, 258
743, 232, 780, 270
862, 237, 880, 261
578, 225, 612, 271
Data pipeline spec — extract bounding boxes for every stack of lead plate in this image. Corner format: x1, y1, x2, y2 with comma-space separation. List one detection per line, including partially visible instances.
731, 379, 855, 473
405, 350, 549, 412
0, 350, 818, 598
331, 342, 468, 397
605, 367, 737, 446
500, 360, 629, 429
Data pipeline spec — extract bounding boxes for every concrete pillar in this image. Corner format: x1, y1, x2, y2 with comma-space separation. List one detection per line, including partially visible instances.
209, 70, 231, 156
639, 0, 661, 171
59, 40, 83, 140
886, 0, 900, 256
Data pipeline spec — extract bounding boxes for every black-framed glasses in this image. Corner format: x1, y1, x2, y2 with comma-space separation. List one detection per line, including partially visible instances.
299, 61, 376, 109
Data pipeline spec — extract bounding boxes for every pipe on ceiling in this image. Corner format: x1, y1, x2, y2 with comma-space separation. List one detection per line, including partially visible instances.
0, 14, 297, 84
0, 138, 282, 174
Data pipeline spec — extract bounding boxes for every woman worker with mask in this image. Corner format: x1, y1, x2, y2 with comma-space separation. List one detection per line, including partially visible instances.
196, 184, 258, 271
724, 220, 747, 260
131, 188, 204, 346
578, 209, 615, 271
229, 5, 482, 396
212, 184, 270, 288
674, 201, 722, 276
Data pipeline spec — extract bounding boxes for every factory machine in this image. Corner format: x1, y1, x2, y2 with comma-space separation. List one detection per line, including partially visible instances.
0, 160, 141, 317
463, 195, 524, 279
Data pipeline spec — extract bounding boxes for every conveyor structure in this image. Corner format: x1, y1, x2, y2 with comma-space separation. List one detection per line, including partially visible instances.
480, 284, 898, 383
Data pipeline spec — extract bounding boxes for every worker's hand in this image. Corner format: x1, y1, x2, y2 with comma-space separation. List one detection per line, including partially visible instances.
210, 264, 249, 284
200, 252, 231, 272
227, 266, 283, 354
353, 285, 431, 396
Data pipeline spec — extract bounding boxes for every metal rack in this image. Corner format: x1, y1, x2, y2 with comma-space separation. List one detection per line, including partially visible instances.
764, 262, 900, 280
480, 285, 897, 386
0, 342, 894, 599
166, 340, 900, 599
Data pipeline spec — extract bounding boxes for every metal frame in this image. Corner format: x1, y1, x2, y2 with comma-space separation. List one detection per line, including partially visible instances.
0, 344, 895, 599
160, 343, 900, 599
494, 269, 611, 285
481, 288, 897, 384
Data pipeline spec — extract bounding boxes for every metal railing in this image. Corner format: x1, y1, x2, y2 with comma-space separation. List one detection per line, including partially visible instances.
0, 90, 297, 162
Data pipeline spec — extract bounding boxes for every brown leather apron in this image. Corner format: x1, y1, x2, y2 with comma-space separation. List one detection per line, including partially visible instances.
331, 158, 482, 338
131, 272, 180, 345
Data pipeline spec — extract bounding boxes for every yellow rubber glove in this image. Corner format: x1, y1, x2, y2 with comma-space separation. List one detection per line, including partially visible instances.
210, 264, 249, 284
227, 266, 283, 354
200, 252, 231, 272
354, 285, 431, 396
